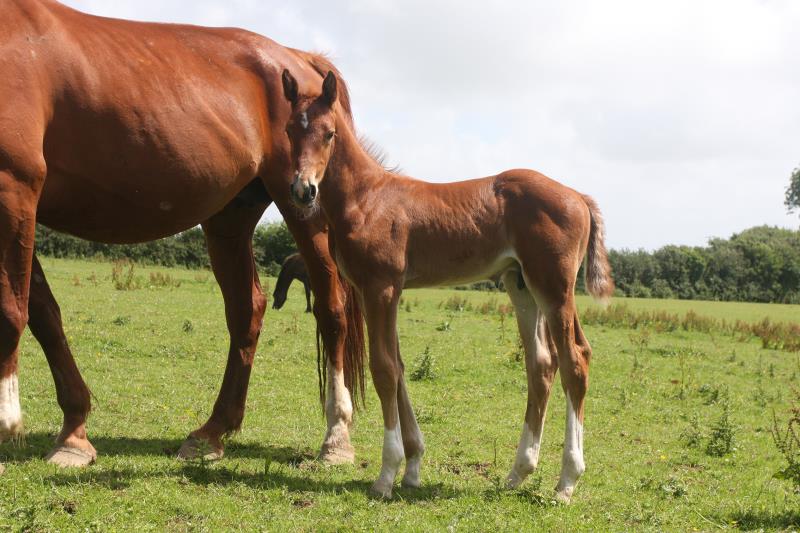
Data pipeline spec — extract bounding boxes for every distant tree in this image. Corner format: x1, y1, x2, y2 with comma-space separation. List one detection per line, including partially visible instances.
786, 165, 800, 217
252, 222, 298, 275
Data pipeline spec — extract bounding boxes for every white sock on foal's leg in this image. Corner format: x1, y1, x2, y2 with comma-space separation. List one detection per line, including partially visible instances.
371, 424, 404, 498
506, 422, 543, 488
0, 373, 22, 441
555, 395, 585, 502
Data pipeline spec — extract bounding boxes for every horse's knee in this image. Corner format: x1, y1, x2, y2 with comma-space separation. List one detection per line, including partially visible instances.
314, 299, 346, 338
246, 290, 267, 343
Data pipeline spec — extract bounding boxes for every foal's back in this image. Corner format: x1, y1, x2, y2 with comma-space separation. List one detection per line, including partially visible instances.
388, 170, 591, 288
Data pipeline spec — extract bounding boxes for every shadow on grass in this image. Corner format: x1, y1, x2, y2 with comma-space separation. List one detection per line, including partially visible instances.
2, 432, 303, 461
37, 462, 461, 502
723, 509, 800, 530
2, 433, 464, 502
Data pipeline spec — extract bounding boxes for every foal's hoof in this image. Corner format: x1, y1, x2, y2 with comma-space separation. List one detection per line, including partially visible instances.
554, 486, 574, 504
400, 476, 421, 489
369, 480, 395, 499
318, 443, 355, 465
46, 446, 96, 468
0, 463, 5, 476
176, 435, 224, 461
505, 468, 532, 489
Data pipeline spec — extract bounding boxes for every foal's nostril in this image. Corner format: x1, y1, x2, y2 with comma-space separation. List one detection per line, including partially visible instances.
308, 184, 317, 200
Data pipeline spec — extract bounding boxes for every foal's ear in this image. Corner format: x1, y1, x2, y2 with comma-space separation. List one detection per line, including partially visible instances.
321, 71, 338, 107
282, 69, 299, 106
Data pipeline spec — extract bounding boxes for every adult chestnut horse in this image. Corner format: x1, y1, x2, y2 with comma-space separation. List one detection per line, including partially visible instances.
0, 0, 365, 470
281, 71, 614, 501
272, 253, 313, 313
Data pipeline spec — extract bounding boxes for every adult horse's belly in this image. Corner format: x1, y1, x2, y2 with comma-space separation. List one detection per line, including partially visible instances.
36, 163, 257, 243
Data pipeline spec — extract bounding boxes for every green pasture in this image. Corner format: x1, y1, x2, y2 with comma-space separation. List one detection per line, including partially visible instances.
0, 258, 798, 531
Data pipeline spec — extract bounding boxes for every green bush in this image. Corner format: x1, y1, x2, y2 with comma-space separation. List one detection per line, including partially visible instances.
35, 221, 299, 274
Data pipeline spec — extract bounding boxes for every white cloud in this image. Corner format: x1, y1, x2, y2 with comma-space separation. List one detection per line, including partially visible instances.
63, 0, 800, 248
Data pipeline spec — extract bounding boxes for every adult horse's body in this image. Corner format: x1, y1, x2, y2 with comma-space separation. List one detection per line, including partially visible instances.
0, 0, 364, 469
281, 71, 614, 501
273, 253, 312, 312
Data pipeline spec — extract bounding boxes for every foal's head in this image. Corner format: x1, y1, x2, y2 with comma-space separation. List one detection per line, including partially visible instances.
282, 69, 339, 209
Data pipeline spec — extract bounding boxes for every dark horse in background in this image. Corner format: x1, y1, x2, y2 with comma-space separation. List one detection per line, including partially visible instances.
0, 0, 365, 470
273, 253, 313, 313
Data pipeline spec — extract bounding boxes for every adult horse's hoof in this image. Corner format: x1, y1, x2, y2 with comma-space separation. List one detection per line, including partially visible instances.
176, 435, 224, 461
318, 443, 355, 465
46, 446, 96, 467
0, 463, 5, 475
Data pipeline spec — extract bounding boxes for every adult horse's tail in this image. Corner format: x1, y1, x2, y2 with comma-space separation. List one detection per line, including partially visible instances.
316, 276, 367, 410
582, 195, 615, 302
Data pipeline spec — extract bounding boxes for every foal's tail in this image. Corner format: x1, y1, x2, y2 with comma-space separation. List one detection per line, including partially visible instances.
341, 276, 366, 408
316, 275, 367, 411
582, 195, 615, 303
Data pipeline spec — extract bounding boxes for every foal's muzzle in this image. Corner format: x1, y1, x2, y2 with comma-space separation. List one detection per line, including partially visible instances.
291, 173, 318, 208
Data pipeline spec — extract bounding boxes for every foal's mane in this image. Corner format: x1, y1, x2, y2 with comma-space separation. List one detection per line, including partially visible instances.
357, 135, 402, 174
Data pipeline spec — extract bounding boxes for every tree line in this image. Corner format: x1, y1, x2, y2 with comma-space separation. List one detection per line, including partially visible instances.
35, 223, 800, 304
34, 222, 296, 277
604, 226, 800, 303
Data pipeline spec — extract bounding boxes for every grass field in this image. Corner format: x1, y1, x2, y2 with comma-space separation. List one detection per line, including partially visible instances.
1, 257, 799, 531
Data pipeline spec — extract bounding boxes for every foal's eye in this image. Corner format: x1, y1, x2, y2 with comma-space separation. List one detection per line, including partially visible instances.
324, 131, 335, 142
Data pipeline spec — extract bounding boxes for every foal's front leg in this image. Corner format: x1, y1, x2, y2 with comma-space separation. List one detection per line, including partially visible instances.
363, 285, 405, 498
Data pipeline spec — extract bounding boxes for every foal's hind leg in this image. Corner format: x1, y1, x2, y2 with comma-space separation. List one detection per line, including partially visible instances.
501, 269, 558, 489
545, 296, 592, 503
28, 255, 95, 467
396, 345, 425, 488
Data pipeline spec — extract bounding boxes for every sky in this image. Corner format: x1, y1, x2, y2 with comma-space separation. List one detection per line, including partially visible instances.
65, 0, 800, 250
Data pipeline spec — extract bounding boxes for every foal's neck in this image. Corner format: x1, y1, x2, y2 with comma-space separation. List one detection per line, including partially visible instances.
320, 117, 393, 223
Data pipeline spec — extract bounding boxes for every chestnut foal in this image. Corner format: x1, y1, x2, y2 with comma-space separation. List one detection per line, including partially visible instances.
281, 70, 614, 501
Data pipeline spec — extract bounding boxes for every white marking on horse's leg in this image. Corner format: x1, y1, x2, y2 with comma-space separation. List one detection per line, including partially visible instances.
555, 394, 585, 503
320, 362, 354, 464
0, 373, 22, 442
371, 423, 404, 498
506, 421, 543, 488
502, 269, 554, 489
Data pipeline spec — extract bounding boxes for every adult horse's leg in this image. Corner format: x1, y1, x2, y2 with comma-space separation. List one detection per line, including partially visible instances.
303, 280, 312, 313
177, 196, 267, 460
28, 254, 95, 467
280, 212, 359, 464
0, 167, 45, 449
501, 268, 558, 489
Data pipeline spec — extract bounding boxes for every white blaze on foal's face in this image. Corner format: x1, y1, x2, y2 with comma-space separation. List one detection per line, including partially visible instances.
0, 373, 22, 440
